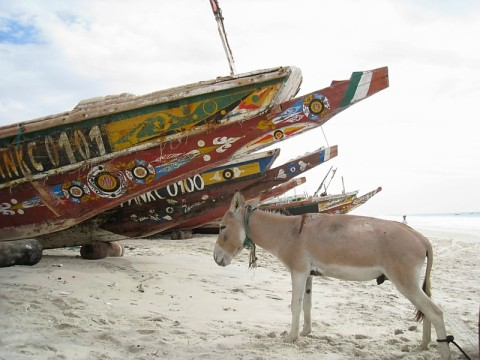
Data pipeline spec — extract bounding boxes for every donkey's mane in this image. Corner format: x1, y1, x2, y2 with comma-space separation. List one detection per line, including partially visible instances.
259, 207, 292, 216
258, 207, 325, 223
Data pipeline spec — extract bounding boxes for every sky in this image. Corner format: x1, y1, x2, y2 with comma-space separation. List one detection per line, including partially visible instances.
0, 0, 479, 216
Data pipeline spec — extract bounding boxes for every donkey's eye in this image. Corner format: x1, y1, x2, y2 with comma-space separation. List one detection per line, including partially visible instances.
219, 225, 226, 232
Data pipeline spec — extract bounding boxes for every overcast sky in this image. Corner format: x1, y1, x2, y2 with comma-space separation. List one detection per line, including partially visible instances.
1, 0, 479, 216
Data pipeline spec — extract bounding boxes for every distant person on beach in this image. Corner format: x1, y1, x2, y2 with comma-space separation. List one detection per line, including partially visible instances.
402, 215, 408, 224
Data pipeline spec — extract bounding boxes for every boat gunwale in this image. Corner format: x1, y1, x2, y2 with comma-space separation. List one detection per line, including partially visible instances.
260, 190, 360, 209
0, 66, 299, 137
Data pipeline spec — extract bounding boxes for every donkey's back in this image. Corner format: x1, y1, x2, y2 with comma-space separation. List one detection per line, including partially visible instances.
259, 212, 430, 284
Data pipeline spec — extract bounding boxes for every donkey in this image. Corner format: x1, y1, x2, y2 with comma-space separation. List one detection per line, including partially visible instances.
213, 191, 451, 360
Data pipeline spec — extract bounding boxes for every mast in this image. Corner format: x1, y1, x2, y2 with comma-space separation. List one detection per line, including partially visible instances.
325, 168, 337, 193
314, 166, 333, 197
209, 0, 236, 75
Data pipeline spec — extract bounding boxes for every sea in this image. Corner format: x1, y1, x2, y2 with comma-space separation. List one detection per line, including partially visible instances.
380, 212, 480, 242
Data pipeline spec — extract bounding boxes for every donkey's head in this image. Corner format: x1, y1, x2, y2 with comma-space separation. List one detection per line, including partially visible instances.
213, 191, 247, 267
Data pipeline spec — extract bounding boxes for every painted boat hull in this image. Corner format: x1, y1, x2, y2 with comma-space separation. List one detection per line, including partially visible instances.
116, 148, 281, 210
36, 148, 281, 247
329, 186, 382, 214
0, 67, 388, 241
0, 67, 301, 188
166, 146, 338, 233
37, 146, 336, 247
261, 191, 359, 215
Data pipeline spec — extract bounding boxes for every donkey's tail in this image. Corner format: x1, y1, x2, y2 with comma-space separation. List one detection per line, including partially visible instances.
415, 245, 433, 322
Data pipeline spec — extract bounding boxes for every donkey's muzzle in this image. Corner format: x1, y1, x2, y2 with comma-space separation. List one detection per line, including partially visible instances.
213, 244, 231, 267
213, 253, 226, 267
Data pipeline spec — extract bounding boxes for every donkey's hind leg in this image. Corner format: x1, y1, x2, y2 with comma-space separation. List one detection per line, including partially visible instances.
422, 315, 432, 349
301, 276, 313, 336
395, 283, 451, 360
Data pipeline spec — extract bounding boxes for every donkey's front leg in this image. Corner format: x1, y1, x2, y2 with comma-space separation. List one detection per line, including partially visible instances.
286, 271, 308, 342
301, 276, 313, 336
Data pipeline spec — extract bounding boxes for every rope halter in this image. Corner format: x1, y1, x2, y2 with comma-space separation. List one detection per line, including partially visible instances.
243, 205, 257, 268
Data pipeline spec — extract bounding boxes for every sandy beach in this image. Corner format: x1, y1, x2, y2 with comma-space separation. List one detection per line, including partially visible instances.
0, 227, 478, 360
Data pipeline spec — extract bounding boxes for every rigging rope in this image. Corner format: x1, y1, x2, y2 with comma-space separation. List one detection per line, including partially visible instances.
320, 125, 329, 148
209, 0, 236, 75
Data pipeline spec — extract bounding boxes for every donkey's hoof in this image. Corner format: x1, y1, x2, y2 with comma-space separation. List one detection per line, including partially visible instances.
283, 334, 298, 343
419, 341, 429, 350
300, 328, 312, 336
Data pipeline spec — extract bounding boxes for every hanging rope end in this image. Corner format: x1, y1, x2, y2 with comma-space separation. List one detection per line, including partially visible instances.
248, 244, 257, 269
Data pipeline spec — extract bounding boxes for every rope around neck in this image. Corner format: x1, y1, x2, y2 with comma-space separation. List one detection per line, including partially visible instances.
243, 205, 257, 269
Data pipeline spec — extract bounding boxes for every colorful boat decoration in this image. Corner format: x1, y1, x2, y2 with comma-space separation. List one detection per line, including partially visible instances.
0, 66, 301, 188
117, 148, 281, 210
35, 148, 280, 248
0, 67, 388, 241
328, 186, 382, 214
165, 146, 338, 235
37, 146, 336, 247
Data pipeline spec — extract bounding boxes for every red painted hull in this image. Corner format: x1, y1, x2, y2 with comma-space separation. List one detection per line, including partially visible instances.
167, 146, 338, 233
37, 149, 280, 247
37, 146, 336, 246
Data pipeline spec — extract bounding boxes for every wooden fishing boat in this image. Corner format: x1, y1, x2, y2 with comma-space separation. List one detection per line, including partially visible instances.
328, 186, 382, 214
163, 146, 338, 236
191, 181, 380, 235
1, 66, 388, 241
258, 165, 382, 216
118, 147, 281, 208
0, 66, 301, 188
260, 190, 359, 215
36, 148, 280, 247
192, 177, 308, 235
37, 145, 336, 247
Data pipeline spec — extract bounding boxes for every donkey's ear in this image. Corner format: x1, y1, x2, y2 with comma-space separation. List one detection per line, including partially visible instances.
230, 191, 245, 212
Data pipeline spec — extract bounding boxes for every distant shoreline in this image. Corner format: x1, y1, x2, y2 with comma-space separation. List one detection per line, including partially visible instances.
381, 211, 480, 217
378, 213, 480, 243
